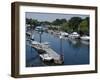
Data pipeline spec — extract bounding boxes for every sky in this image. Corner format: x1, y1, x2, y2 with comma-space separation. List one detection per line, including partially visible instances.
26, 12, 89, 22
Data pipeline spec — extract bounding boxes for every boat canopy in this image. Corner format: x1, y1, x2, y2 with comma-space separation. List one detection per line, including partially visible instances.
60, 32, 69, 36
72, 32, 79, 35
32, 41, 40, 45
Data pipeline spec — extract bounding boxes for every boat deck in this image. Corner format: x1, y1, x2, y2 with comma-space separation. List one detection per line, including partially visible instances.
31, 41, 62, 64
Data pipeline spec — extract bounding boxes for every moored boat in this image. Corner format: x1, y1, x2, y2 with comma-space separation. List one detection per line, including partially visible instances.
68, 32, 80, 39
39, 53, 54, 61
60, 32, 69, 37
80, 35, 90, 41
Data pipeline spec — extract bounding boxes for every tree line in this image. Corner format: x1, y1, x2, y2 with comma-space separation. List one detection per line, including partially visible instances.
26, 17, 89, 35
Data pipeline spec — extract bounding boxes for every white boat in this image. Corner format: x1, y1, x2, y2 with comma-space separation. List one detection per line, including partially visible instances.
80, 35, 90, 41
41, 42, 50, 45
68, 32, 80, 39
35, 26, 45, 32
39, 54, 53, 61
60, 32, 69, 37
32, 41, 40, 45
31, 34, 34, 40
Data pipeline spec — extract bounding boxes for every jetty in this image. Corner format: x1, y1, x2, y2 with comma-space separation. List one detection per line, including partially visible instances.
31, 41, 63, 64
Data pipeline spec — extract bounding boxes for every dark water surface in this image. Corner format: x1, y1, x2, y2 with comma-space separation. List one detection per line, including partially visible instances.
26, 32, 89, 67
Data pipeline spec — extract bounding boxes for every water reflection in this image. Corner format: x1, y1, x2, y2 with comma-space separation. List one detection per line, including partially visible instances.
26, 31, 89, 67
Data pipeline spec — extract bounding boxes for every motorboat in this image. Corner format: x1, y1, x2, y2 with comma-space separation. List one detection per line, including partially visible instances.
35, 26, 44, 32
41, 42, 50, 45
68, 32, 80, 39
60, 32, 69, 37
31, 34, 34, 40
80, 35, 89, 41
32, 41, 40, 45
39, 53, 53, 61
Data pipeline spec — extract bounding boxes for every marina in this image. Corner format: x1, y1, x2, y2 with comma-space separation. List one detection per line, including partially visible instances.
26, 31, 89, 67
25, 12, 90, 67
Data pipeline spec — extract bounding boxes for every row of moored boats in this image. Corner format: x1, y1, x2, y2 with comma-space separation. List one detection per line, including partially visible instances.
60, 32, 89, 41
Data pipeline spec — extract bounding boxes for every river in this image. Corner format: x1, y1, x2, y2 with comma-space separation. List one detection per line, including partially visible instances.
26, 31, 89, 67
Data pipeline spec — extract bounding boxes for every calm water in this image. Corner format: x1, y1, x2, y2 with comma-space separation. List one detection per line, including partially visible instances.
26, 32, 89, 67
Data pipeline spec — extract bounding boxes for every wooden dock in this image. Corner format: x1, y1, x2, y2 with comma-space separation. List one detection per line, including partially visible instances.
43, 47, 62, 64
31, 41, 63, 64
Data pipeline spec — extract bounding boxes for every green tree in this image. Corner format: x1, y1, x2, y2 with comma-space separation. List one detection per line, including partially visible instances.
26, 18, 33, 26
79, 17, 89, 34
68, 17, 82, 32
26, 18, 39, 29
42, 21, 51, 25
52, 19, 67, 25
31, 19, 38, 26
52, 19, 61, 25
60, 22, 70, 32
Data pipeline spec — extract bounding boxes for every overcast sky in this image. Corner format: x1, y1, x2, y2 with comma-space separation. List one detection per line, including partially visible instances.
26, 12, 89, 22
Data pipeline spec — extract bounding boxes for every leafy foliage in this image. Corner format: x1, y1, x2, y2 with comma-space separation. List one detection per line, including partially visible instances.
26, 16, 89, 34
79, 17, 89, 34
68, 17, 82, 32
52, 19, 67, 25
60, 22, 70, 32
